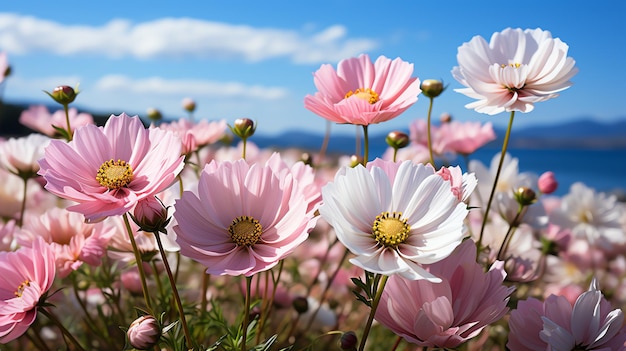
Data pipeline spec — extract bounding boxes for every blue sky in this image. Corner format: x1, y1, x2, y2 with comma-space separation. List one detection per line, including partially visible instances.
1, 1, 624, 136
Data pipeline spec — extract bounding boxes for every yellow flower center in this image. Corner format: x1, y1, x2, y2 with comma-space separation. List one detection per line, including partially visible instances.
15, 279, 31, 298
501, 62, 522, 68
345, 88, 379, 104
96, 159, 134, 189
372, 212, 411, 248
228, 216, 263, 246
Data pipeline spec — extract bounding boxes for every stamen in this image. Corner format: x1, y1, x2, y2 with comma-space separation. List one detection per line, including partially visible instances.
372, 212, 411, 248
14, 279, 31, 297
96, 159, 134, 189
228, 216, 263, 246
345, 88, 380, 104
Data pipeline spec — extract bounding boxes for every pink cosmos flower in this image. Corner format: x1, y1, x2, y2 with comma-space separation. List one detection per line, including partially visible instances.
15, 207, 115, 278
0, 220, 16, 252
19, 105, 94, 137
438, 121, 496, 155
452, 28, 578, 115
173, 153, 318, 277
38, 113, 185, 222
158, 118, 227, 155
0, 237, 56, 343
320, 158, 470, 281
375, 239, 514, 348
435, 165, 477, 203
304, 54, 421, 125
508, 279, 626, 350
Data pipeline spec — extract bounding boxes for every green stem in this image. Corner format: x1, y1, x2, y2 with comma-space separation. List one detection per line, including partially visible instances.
153, 231, 194, 349
242, 137, 248, 160
496, 205, 527, 260
39, 307, 86, 351
201, 272, 210, 312
391, 335, 403, 351
17, 176, 28, 227
477, 110, 516, 250
362, 125, 369, 165
426, 96, 435, 166
358, 274, 389, 351
241, 276, 253, 351
63, 103, 72, 141
392, 148, 398, 162
122, 213, 153, 311
319, 120, 331, 165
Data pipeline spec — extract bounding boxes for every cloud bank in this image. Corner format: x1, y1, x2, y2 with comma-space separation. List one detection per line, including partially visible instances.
0, 13, 378, 64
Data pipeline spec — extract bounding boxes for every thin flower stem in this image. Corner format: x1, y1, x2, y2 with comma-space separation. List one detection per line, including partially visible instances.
201, 272, 211, 312
256, 260, 284, 344
362, 125, 369, 165
304, 247, 350, 331
355, 125, 361, 158
358, 274, 389, 351
241, 276, 253, 351
27, 326, 52, 351
153, 231, 194, 349
122, 213, 153, 311
306, 237, 340, 295
496, 205, 526, 260
426, 96, 436, 166
17, 176, 28, 227
242, 137, 248, 160
39, 307, 86, 351
319, 120, 331, 164
477, 110, 516, 250
63, 103, 72, 141
392, 148, 398, 162
390, 335, 403, 351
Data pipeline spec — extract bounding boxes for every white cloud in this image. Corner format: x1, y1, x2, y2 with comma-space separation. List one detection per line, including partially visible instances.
0, 13, 378, 64
94, 75, 289, 99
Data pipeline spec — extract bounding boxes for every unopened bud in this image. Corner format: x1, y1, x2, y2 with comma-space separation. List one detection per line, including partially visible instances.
46, 85, 78, 105
339, 331, 358, 351
514, 187, 537, 207
181, 97, 196, 113
385, 131, 410, 149
420, 79, 445, 98
538, 171, 558, 194
3, 65, 11, 78
349, 155, 363, 168
300, 152, 314, 166
146, 108, 162, 122
439, 112, 452, 123
230, 118, 256, 139
292, 296, 309, 314
127, 315, 161, 350
131, 197, 170, 234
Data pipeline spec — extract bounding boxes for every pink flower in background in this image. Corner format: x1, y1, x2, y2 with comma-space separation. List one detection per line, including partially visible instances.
538, 171, 558, 194
452, 28, 578, 115
173, 153, 318, 276
304, 54, 421, 125
0, 220, 16, 252
158, 118, 227, 155
436, 165, 477, 203
508, 279, 626, 351
320, 158, 470, 281
0, 133, 50, 177
0, 237, 56, 343
15, 207, 115, 278
38, 113, 185, 222
375, 239, 514, 348
19, 105, 94, 137
438, 121, 496, 155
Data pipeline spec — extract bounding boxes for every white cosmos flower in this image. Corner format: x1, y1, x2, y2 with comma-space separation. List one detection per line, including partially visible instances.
319, 158, 470, 281
452, 28, 578, 115
550, 182, 625, 250
0, 133, 50, 177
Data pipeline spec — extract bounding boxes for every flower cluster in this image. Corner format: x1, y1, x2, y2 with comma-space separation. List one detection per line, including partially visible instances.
1, 27, 625, 351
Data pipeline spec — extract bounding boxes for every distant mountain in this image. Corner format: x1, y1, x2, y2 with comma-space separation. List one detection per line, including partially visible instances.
2, 101, 625, 150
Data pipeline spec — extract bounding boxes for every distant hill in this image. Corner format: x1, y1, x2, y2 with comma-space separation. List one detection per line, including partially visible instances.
1, 100, 625, 150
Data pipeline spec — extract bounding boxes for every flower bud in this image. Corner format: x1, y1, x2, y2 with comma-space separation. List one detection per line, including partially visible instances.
538, 171, 558, 194
131, 197, 170, 234
420, 79, 445, 98
300, 152, 314, 166
292, 296, 309, 314
514, 186, 537, 207
46, 85, 78, 105
349, 155, 363, 168
181, 97, 196, 113
439, 112, 452, 123
385, 131, 410, 149
3, 65, 11, 78
338, 331, 358, 351
146, 107, 162, 122
230, 118, 256, 139
127, 315, 161, 350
